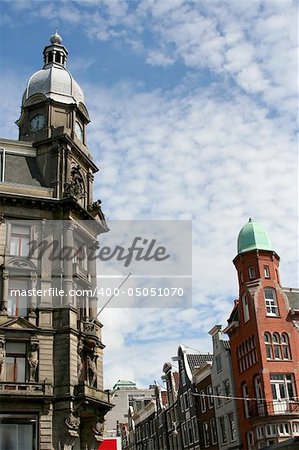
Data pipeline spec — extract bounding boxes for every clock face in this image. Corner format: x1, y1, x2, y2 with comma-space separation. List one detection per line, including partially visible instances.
29, 114, 46, 132
75, 120, 83, 142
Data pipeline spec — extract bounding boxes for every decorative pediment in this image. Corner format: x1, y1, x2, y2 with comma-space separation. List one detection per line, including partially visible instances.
5, 257, 38, 271
0, 317, 38, 330
78, 102, 90, 122
24, 93, 47, 107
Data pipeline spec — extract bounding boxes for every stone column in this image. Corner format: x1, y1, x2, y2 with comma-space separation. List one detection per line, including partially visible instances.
88, 240, 99, 320
63, 221, 74, 307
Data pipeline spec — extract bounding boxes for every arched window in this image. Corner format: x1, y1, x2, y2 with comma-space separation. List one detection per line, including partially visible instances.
273, 333, 281, 359
264, 332, 291, 361
264, 288, 279, 316
281, 333, 291, 359
264, 332, 273, 359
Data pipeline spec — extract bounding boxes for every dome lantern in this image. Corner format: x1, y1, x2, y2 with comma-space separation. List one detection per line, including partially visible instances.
21, 32, 85, 107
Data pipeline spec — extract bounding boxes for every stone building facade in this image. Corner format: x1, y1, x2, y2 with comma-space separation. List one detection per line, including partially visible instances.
0, 33, 112, 449
105, 380, 155, 438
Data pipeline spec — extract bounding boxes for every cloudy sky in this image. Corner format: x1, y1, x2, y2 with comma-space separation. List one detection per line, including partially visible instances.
0, 0, 297, 389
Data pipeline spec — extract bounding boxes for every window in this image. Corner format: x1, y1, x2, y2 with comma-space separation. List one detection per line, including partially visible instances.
76, 287, 89, 320
215, 385, 222, 407
216, 354, 222, 372
184, 392, 189, 410
242, 293, 250, 322
273, 333, 282, 359
247, 431, 255, 450
182, 423, 187, 446
203, 422, 209, 447
264, 288, 279, 316
210, 418, 217, 444
292, 422, 299, 435
270, 374, 296, 405
264, 265, 270, 278
281, 333, 291, 359
264, 332, 291, 360
254, 375, 265, 415
242, 384, 250, 418
8, 279, 28, 317
187, 420, 193, 444
248, 266, 256, 279
264, 332, 273, 359
223, 379, 231, 399
6, 342, 27, 382
278, 423, 291, 436
228, 413, 236, 442
219, 416, 227, 444
73, 240, 88, 271
0, 414, 37, 450
266, 424, 277, 437
256, 426, 264, 440
200, 390, 206, 412
10, 224, 31, 257
207, 385, 213, 408
192, 416, 199, 442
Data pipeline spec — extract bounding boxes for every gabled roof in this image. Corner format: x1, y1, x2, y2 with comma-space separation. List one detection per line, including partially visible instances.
223, 340, 231, 350
283, 288, 299, 311
186, 354, 213, 373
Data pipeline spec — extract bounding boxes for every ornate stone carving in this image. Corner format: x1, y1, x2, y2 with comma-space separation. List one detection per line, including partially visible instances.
63, 165, 85, 199
77, 342, 83, 382
64, 412, 80, 433
87, 349, 98, 388
87, 199, 107, 223
92, 419, 105, 441
27, 340, 39, 382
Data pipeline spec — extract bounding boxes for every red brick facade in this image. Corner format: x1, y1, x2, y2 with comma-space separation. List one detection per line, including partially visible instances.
225, 248, 299, 449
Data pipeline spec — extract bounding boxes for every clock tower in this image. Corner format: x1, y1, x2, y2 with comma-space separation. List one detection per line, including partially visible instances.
0, 32, 112, 449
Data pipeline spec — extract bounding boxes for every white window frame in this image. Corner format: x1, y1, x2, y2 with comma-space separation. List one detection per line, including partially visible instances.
264, 288, 279, 316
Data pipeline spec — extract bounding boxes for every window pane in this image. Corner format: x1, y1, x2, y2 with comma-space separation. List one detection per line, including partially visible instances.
6, 342, 26, 353
6, 358, 15, 382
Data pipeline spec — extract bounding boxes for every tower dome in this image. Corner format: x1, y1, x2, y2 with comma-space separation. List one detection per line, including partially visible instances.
237, 218, 273, 254
22, 33, 85, 107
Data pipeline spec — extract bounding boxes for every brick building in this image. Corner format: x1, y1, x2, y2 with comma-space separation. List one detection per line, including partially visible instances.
192, 362, 218, 449
208, 325, 241, 450
224, 219, 299, 449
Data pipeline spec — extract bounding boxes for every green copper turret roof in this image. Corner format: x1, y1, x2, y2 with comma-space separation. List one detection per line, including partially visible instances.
237, 218, 273, 254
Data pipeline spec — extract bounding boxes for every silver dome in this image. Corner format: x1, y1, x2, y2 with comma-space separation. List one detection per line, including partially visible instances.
22, 34, 85, 107
22, 65, 84, 106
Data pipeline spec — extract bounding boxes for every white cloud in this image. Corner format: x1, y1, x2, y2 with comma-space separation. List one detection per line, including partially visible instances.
0, 0, 297, 388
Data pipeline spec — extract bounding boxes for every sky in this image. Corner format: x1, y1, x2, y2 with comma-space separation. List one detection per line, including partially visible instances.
0, 0, 298, 389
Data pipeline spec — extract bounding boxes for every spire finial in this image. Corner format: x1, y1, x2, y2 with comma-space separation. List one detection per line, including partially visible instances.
50, 30, 62, 45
